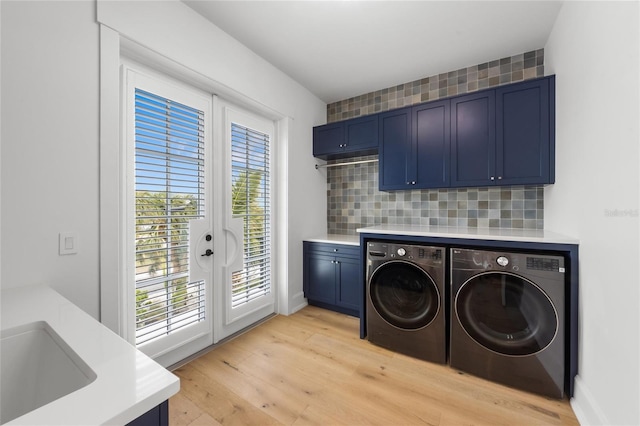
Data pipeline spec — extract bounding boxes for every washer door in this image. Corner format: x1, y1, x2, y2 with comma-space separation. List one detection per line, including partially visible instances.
455, 272, 558, 356
369, 261, 440, 330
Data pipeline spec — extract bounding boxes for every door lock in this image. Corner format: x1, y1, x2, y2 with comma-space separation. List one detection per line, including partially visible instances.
205, 234, 212, 241
201, 249, 213, 257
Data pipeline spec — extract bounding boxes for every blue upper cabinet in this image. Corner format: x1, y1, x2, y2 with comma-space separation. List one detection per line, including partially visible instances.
313, 114, 378, 159
451, 91, 496, 187
344, 114, 379, 154
315, 76, 555, 190
496, 77, 554, 185
313, 122, 344, 158
451, 76, 555, 187
415, 100, 450, 188
379, 107, 412, 190
380, 101, 450, 191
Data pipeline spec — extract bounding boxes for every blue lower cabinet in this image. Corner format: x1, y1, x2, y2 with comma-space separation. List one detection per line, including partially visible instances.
303, 241, 360, 317
336, 255, 360, 313
305, 253, 336, 305
126, 400, 168, 426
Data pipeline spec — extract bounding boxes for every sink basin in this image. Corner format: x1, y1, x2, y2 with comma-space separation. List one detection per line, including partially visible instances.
1, 321, 97, 424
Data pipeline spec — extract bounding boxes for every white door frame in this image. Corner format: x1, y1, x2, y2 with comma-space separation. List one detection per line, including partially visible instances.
213, 100, 276, 342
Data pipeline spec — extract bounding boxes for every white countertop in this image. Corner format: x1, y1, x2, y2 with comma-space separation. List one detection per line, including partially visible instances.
357, 224, 579, 245
1, 285, 180, 425
304, 234, 360, 246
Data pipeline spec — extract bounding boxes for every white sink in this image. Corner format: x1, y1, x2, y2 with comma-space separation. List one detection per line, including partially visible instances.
0, 321, 97, 424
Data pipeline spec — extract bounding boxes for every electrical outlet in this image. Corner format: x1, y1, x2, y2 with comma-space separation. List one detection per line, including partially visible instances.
59, 232, 78, 255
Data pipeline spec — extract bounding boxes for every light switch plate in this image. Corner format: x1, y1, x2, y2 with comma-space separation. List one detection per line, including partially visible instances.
59, 232, 78, 255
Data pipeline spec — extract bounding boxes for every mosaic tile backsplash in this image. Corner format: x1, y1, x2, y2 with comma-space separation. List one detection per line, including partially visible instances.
327, 50, 544, 123
326, 155, 544, 235
324, 50, 546, 234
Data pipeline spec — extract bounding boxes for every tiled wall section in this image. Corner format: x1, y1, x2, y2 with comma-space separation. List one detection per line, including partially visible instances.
327, 49, 544, 122
325, 50, 546, 234
327, 155, 544, 234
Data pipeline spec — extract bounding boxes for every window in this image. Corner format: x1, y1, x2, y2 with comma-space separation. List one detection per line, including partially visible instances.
230, 122, 271, 308
133, 88, 206, 346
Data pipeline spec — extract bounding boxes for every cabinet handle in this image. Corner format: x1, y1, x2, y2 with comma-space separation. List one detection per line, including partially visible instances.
411, 181, 416, 185
335, 261, 340, 265
490, 176, 495, 181
497, 176, 503, 180
333, 248, 338, 252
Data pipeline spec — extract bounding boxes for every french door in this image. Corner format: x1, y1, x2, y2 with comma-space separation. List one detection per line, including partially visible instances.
124, 65, 274, 366
213, 103, 275, 340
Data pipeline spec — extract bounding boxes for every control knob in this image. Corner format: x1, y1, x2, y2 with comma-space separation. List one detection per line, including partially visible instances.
397, 248, 406, 257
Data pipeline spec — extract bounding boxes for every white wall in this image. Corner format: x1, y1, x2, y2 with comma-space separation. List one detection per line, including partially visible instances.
96, 0, 327, 318
1, 1, 328, 319
545, 2, 640, 424
1, 1, 101, 316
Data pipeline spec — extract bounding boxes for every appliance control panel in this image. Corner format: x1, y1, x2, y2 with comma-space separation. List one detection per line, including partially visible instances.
367, 242, 443, 264
452, 248, 565, 274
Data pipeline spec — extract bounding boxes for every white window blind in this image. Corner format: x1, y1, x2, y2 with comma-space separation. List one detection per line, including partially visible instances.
134, 88, 206, 346
231, 123, 271, 308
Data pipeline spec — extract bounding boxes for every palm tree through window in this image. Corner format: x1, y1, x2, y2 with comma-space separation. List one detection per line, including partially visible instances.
133, 88, 206, 346
230, 123, 271, 308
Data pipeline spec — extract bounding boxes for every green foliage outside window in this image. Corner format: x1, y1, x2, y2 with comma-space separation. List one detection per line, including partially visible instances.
135, 169, 267, 325
135, 191, 199, 325
231, 170, 266, 256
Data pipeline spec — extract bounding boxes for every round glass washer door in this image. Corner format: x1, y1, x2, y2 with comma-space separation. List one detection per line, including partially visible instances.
369, 261, 440, 330
455, 272, 558, 356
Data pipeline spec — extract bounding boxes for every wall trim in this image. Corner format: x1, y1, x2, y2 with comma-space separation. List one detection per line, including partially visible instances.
99, 24, 124, 335
570, 375, 610, 425
289, 291, 308, 315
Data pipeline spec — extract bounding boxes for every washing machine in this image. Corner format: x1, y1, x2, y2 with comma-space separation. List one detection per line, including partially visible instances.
450, 248, 566, 398
366, 241, 446, 364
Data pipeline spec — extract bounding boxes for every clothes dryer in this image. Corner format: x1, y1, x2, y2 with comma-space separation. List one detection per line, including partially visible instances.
366, 242, 446, 364
450, 248, 566, 398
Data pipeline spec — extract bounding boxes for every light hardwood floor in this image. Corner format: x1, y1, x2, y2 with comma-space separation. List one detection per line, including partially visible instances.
169, 306, 579, 425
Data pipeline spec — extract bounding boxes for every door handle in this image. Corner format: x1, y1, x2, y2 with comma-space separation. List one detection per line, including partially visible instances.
201, 249, 213, 257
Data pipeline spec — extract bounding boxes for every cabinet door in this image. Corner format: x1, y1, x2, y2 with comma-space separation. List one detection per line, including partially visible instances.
414, 100, 450, 188
451, 91, 496, 187
344, 114, 378, 154
496, 78, 552, 184
305, 253, 336, 304
126, 401, 168, 426
313, 122, 344, 158
335, 255, 360, 312
379, 107, 412, 190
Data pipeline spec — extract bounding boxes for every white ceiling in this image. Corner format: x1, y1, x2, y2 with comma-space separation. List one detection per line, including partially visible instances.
182, 1, 563, 104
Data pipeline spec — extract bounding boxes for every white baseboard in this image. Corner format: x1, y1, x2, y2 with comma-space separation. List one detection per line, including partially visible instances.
570, 375, 610, 425
287, 292, 307, 315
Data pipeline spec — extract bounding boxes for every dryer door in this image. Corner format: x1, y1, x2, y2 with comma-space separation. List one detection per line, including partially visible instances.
369, 261, 440, 330
455, 272, 558, 356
